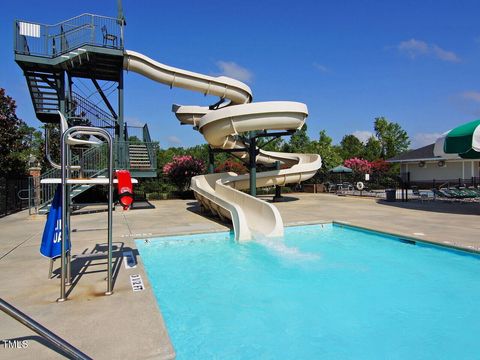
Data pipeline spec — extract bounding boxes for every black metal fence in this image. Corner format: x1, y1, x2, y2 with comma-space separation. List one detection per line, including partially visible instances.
399, 173, 480, 189
0, 177, 30, 217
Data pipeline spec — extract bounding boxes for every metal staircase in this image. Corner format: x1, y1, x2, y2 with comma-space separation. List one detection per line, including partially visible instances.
129, 144, 152, 170
15, 13, 159, 214
24, 70, 63, 123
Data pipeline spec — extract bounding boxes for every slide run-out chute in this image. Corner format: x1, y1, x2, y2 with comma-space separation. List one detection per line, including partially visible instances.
123, 50, 322, 241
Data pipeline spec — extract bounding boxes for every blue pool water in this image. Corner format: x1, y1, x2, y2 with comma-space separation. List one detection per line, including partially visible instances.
136, 224, 480, 359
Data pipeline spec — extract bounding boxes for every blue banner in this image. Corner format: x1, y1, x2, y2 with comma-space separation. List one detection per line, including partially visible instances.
40, 185, 71, 258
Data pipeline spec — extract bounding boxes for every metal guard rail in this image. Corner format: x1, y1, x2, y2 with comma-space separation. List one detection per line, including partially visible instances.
14, 13, 124, 57
0, 298, 92, 359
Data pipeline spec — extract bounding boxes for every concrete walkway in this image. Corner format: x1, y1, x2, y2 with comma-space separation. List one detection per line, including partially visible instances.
0, 194, 478, 359
0, 200, 227, 360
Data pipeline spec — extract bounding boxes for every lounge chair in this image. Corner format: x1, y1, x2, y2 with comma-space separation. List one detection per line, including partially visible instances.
412, 186, 429, 202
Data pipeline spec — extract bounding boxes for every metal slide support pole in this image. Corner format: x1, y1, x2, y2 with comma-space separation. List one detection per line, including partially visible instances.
116, 72, 125, 169
273, 161, 282, 201
0, 298, 92, 360
249, 136, 257, 197
208, 147, 215, 174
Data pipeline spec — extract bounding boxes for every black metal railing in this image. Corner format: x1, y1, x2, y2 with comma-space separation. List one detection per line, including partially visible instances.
0, 177, 30, 217
400, 173, 480, 189
14, 13, 124, 57
68, 92, 116, 135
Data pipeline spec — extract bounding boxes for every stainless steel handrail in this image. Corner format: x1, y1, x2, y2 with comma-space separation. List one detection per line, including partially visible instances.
0, 298, 92, 359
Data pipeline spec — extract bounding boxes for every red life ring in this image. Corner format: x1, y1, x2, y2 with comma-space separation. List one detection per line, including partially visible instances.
115, 170, 133, 210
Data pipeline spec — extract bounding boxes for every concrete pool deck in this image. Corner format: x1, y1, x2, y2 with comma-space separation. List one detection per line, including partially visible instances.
0, 193, 479, 359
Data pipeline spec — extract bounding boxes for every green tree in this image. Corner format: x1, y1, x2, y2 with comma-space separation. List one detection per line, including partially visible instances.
0, 88, 39, 176
339, 134, 364, 160
316, 130, 343, 170
256, 136, 284, 152
362, 136, 382, 161
308, 130, 343, 181
128, 135, 142, 144
283, 124, 311, 153
374, 117, 410, 159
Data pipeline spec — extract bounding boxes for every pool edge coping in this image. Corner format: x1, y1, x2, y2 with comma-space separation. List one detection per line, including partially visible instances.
333, 220, 480, 255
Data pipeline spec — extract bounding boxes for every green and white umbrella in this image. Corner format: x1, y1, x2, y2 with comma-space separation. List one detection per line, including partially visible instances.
434, 119, 480, 159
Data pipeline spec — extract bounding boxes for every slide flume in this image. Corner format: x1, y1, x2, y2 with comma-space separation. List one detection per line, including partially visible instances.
124, 50, 322, 241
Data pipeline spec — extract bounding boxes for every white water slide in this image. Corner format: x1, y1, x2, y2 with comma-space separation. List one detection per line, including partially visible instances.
124, 50, 322, 241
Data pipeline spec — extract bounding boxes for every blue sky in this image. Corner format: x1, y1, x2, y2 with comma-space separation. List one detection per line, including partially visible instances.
2, 0, 480, 149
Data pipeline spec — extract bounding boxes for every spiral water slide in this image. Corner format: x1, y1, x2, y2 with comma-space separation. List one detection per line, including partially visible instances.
124, 50, 322, 241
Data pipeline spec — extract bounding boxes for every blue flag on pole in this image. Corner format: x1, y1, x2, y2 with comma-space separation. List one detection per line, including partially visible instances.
40, 185, 71, 258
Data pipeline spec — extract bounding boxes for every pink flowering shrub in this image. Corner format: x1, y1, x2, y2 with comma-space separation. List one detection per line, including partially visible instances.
344, 157, 372, 174
163, 155, 205, 191
370, 159, 390, 174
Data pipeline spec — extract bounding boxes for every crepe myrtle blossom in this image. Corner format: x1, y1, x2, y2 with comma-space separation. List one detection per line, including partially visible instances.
163, 155, 206, 191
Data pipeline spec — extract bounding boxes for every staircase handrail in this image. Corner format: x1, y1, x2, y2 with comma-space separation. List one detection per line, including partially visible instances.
141, 124, 157, 170
36, 144, 108, 212
68, 92, 116, 132
15, 13, 123, 57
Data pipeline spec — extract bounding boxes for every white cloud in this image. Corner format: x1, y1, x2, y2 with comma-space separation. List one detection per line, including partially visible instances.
166, 135, 182, 146
461, 91, 480, 102
313, 62, 329, 73
397, 39, 429, 59
397, 38, 460, 62
450, 91, 480, 117
352, 130, 374, 143
412, 132, 442, 148
215, 61, 253, 83
431, 45, 461, 62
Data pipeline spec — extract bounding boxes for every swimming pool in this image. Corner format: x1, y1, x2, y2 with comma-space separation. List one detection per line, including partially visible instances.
136, 223, 480, 359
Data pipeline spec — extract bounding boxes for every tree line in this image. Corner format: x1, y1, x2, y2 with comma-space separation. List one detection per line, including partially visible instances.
1, 87, 411, 187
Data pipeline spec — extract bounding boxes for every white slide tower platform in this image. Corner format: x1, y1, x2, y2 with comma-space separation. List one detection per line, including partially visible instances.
124, 50, 322, 241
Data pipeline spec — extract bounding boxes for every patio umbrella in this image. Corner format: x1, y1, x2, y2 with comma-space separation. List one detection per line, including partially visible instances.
329, 165, 352, 183
330, 165, 353, 174
434, 119, 480, 159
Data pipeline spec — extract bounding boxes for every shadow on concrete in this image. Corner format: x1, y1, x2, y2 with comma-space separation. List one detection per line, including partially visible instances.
51, 242, 128, 297
185, 202, 233, 229
257, 195, 300, 203
71, 204, 109, 216
378, 199, 480, 216
130, 199, 155, 210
